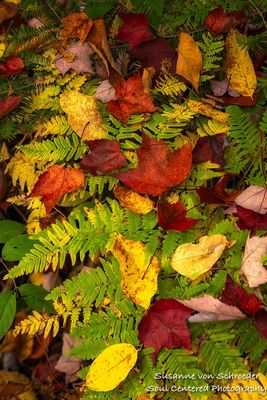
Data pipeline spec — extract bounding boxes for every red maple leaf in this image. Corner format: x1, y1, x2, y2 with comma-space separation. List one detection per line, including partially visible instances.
157, 199, 197, 231
28, 165, 84, 214
138, 298, 194, 361
0, 95, 22, 119
192, 134, 225, 166
106, 73, 156, 123
204, 7, 246, 36
197, 174, 239, 205
117, 135, 192, 196
0, 56, 24, 77
233, 205, 267, 231
116, 13, 152, 49
221, 276, 263, 317
80, 139, 127, 175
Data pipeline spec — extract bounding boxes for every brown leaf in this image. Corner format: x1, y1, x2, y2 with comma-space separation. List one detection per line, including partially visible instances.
235, 186, 267, 214
0, 2, 17, 24
241, 236, 267, 288
61, 12, 93, 43
55, 41, 95, 76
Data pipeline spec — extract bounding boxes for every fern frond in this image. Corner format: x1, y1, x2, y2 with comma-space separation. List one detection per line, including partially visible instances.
154, 74, 187, 97
40, 115, 72, 136
197, 33, 224, 81
189, 161, 224, 186
197, 118, 229, 137
0, 119, 19, 142
13, 311, 59, 338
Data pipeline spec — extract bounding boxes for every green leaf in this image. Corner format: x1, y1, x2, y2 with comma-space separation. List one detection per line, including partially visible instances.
0, 290, 16, 340
2, 234, 38, 261
84, 1, 114, 18
0, 220, 26, 243
18, 284, 55, 314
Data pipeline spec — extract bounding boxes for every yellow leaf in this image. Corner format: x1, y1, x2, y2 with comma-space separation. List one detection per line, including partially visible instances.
221, 373, 267, 399
225, 29, 257, 97
113, 234, 160, 309
176, 32, 202, 92
114, 184, 154, 215
85, 343, 137, 391
171, 235, 231, 280
60, 91, 107, 141
0, 43, 5, 59
186, 99, 228, 124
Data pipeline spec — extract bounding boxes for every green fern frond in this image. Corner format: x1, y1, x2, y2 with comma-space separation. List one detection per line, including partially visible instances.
197, 33, 224, 81
41, 115, 72, 136
87, 175, 118, 196
0, 119, 19, 142
154, 74, 187, 97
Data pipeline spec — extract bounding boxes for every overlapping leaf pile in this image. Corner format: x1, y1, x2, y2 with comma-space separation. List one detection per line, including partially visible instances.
0, 1, 267, 399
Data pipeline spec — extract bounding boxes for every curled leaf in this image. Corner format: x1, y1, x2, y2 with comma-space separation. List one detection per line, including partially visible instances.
85, 343, 137, 391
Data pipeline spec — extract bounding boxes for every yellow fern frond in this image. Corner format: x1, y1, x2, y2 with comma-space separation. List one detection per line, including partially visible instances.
27, 198, 46, 234
197, 119, 229, 137
220, 373, 267, 399
5, 152, 38, 192
161, 103, 196, 122
13, 311, 60, 338
154, 74, 187, 97
109, 15, 121, 39
0, 142, 10, 162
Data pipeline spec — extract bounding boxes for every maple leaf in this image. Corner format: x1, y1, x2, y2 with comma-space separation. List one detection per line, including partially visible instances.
0, 95, 22, 119
61, 12, 93, 43
0, 56, 24, 77
176, 32, 202, 92
80, 139, 127, 175
204, 7, 246, 36
157, 199, 197, 231
220, 276, 263, 317
235, 186, 267, 215
117, 135, 192, 196
233, 205, 267, 231
241, 236, 267, 288
192, 134, 225, 166
116, 13, 152, 49
138, 298, 193, 360
28, 165, 84, 214
55, 41, 95, 76
197, 174, 239, 205
130, 38, 177, 77
106, 73, 156, 123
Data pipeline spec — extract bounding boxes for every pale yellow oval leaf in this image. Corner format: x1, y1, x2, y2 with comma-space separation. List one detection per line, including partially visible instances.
186, 99, 228, 124
60, 91, 107, 141
114, 184, 154, 215
225, 29, 257, 97
176, 32, 202, 92
85, 343, 137, 391
171, 234, 231, 280
113, 234, 160, 309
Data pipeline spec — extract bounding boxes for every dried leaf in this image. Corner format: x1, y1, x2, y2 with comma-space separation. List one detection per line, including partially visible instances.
241, 236, 267, 288
106, 73, 156, 123
117, 135, 192, 196
204, 7, 246, 36
226, 29, 257, 97
80, 139, 127, 175
142, 67, 155, 93
186, 99, 228, 123
116, 13, 152, 49
114, 184, 154, 215
61, 13, 93, 43
94, 80, 116, 103
176, 32, 202, 92
235, 186, 267, 215
0, 2, 17, 24
192, 134, 225, 166
210, 79, 240, 97
85, 343, 137, 391
157, 199, 197, 231
0, 95, 22, 119
0, 56, 24, 77
55, 333, 81, 377
177, 295, 246, 323
60, 90, 107, 140
55, 41, 95, 75
171, 235, 231, 280
29, 165, 84, 213
113, 234, 160, 309
0, 371, 36, 399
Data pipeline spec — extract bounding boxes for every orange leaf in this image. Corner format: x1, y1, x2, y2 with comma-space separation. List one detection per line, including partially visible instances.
61, 12, 93, 43
28, 165, 84, 214
0, 2, 17, 24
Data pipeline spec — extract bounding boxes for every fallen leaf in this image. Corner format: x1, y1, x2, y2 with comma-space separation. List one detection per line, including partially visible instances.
60, 90, 107, 140
117, 135, 192, 196
0, 2, 17, 24
113, 234, 160, 309
221, 275, 263, 317
157, 199, 198, 231
254, 310, 267, 340
204, 7, 246, 36
106, 73, 156, 123
55, 333, 81, 378
233, 205, 267, 231
176, 32, 202, 92
197, 174, 239, 205
178, 294, 246, 322
0, 95, 22, 119
142, 66, 155, 93
30, 332, 53, 360
186, 99, 228, 123
130, 37, 177, 77
80, 139, 127, 175
55, 41, 95, 75
210, 79, 240, 97
28, 165, 85, 214
138, 298, 193, 359
192, 134, 225, 166
114, 184, 154, 215
206, 93, 258, 106
0, 329, 34, 361
85, 343, 137, 391
0, 370, 36, 399
61, 12, 93, 43
0, 43, 5, 58
116, 13, 152, 49
225, 29, 257, 97
171, 235, 231, 280
241, 236, 267, 288
94, 80, 116, 103
0, 56, 24, 77
235, 186, 267, 215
